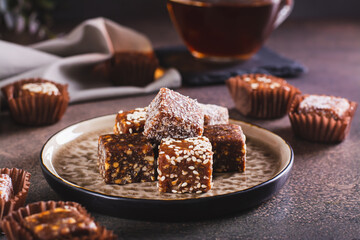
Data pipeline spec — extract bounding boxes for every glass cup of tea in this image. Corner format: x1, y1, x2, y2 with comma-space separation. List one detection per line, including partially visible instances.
167, 0, 294, 62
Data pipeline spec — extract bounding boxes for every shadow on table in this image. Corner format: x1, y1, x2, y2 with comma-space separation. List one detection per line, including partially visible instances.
272, 126, 338, 158
118, 204, 260, 225
112, 208, 255, 239
0, 111, 51, 136
0, 111, 31, 135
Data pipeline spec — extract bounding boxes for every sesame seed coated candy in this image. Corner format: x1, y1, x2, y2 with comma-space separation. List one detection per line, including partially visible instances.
157, 136, 213, 194
114, 107, 147, 134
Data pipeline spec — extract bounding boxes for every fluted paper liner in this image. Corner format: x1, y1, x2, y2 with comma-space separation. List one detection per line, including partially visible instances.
1, 201, 116, 240
0, 168, 31, 227
288, 95, 358, 143
95, 51, 159, 87
226, 76, 301, 119
1, 78, 69, 126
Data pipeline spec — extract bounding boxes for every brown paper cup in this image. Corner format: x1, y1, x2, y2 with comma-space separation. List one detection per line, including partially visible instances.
288, 95, 358, 143
1, 201, 117, 240
1, 78, 69, 126
97, 51, 159, 87
0, 168, 31, 226
226, 75, 301, 119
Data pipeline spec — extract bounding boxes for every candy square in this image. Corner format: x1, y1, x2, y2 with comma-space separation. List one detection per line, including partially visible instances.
23, 206, 98, 239
144, 88, 204, 142
298, 95, 351, 120
1, 78, 69, 125
288, 94, 357, 142
203, 124, 246, 173
98, 133, 155, 184
199, 103, 229, 125
157, 136, 213, 194
226, 74, 301, 119
114, 107, 147, 134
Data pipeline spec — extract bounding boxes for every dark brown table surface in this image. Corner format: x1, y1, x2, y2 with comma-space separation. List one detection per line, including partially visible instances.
1, 19, 360, 239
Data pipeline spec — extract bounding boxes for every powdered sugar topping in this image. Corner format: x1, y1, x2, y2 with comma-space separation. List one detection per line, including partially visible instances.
299, 95, 350, 118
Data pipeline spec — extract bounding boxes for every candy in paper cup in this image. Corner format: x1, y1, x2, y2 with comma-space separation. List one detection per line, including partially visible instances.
1, 201, 116, 240
1, 78, 69, 126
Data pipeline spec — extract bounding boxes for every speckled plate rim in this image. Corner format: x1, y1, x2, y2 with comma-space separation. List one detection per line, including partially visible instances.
40, 114, 293, 218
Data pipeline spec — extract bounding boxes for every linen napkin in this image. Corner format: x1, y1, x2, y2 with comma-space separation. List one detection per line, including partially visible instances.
0, 18, 181, 104
156, 46, 307, 86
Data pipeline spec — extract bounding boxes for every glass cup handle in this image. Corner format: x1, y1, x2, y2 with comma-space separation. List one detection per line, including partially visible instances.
274, 0, 294, 28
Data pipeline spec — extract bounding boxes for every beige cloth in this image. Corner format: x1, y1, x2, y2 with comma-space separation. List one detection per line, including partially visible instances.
0, 18, 181, 103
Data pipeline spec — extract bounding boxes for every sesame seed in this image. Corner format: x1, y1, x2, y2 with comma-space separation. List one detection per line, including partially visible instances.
171, 160, 176, 165
181, 182, 188, 187
193, 170, 199, 175
188, 166, 195, 170
172, 190, 178, 193
196, 191, 202, 194
201, 184, 207, 188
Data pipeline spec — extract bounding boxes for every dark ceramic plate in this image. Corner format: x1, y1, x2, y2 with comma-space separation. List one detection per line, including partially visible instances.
40, 114, 293, 220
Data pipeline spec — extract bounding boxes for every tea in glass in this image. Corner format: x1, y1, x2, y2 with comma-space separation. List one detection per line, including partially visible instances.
167, 0, 293, 62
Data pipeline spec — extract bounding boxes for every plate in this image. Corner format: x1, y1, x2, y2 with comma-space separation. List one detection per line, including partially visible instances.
40, 114, 293, 220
